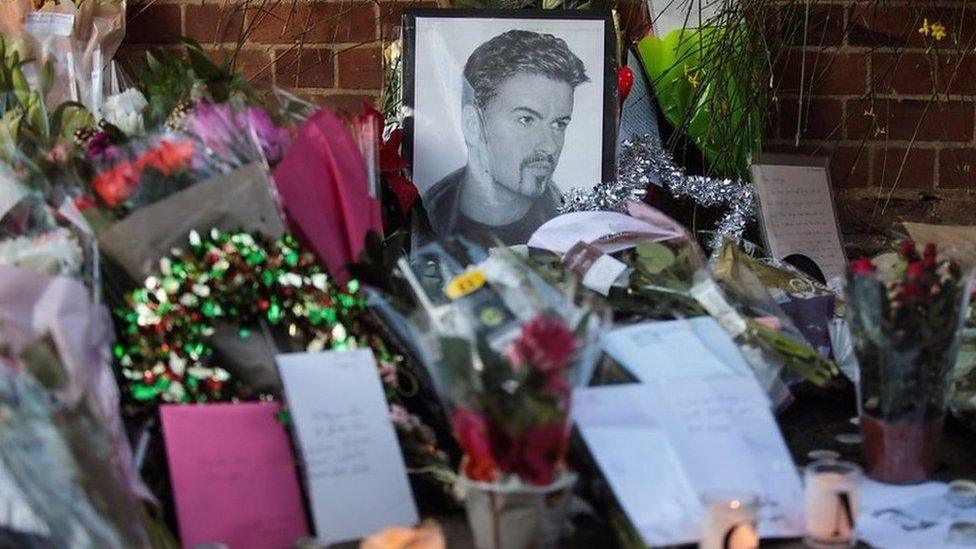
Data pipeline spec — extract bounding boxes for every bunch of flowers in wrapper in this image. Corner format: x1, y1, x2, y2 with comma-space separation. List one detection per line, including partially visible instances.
399, 238, 603, 547
528, 205, 837, 407
846, 241, 971, 483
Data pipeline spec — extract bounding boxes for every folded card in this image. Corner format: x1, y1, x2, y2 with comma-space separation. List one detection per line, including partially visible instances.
160, 402, 309, 549
276, 349, 418, 544
574, 381, 804, 546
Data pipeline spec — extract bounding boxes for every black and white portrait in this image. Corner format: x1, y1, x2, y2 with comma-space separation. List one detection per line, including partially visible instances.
404, 10, 616, 245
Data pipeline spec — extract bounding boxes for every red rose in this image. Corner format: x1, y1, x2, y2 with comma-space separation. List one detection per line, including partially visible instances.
515, 423, 567, 486
896, 282, 921, 303
509, 316, 577, 374
923, 242, 937, 259
899, 240, 917, 260
849, 257, 877, 276
452, 408, 496, 482
906, 261, 924, 281
921, 254, 936, 271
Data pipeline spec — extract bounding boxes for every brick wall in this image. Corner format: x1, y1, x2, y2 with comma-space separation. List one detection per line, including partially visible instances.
767, 1, 976, 252
122, 0, 437, 110
121, 1, 976, 251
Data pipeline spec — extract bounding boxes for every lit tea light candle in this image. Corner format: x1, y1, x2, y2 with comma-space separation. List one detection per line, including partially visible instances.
804, 460, 862, 548
699, 492, 760, 549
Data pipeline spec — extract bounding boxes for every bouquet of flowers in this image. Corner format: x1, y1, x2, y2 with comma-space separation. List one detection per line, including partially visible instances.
846, 241, 970, 483
528, 205, 836, 405
399, 238, 603, 548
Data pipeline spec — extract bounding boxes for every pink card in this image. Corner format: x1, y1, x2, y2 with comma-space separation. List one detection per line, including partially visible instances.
161, 403, 309, 548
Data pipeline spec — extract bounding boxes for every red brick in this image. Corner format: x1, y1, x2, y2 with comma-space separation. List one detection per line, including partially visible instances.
872, 51, 976, 96
776, 51, 865, 96
847, 99, 974, 142
275, 48, 334, 88
126, 4, 182, 45
213, 48, 274, 87
185, 3, 246, 44
775, 98, 843, 141
849, 4, 975, 48
872, 147, 935, 189
829, 146, 870, 189
317, 93, 380, 113
940, 148, 976, 189
246, 2, 377, 45
778, 2, 846, 47
337, 46, 384, 89
379, 1, 439, 38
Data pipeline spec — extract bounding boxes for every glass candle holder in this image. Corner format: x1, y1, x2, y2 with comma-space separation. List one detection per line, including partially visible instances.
804, 460, 862, 548
698, 491, 760, 549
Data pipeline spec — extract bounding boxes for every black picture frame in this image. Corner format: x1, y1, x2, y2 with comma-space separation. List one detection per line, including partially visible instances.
401, 8, 619, 201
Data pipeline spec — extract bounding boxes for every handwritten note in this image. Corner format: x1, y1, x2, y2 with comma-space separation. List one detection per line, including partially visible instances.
574, 379, 804, 545
160, 402, 309, 549
276, 349, 418, 544
601, 317, 752, 382
751, 162, 847, 280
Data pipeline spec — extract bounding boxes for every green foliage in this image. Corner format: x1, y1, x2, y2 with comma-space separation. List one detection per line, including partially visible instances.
638, 26, 762, 179
133, 39, 257, 128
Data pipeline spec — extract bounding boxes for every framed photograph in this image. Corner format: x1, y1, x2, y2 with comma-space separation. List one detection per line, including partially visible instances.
403, 9, 618, 245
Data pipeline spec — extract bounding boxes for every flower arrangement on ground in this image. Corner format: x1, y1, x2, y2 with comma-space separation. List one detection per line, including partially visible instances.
846, 241, 969, 483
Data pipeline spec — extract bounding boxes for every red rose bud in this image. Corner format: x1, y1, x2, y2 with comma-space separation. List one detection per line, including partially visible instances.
896, 282, 921, 302
899, 240, 917, 259
906, 261, 924, 281
921, 254, 936, 271
923, 242, 937, 259
849, 257, 877, 276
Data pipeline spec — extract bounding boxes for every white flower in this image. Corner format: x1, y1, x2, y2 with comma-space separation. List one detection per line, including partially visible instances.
0, 229, 82, 276
101, 88, 148, 136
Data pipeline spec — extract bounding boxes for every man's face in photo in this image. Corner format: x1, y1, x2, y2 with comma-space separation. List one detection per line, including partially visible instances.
476, 73, 574, 197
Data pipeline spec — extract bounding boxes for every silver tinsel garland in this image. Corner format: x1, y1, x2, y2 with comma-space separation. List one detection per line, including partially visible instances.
560, 134, 756, 249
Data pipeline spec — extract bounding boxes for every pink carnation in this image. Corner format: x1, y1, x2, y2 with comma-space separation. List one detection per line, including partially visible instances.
508, 315, 576, 373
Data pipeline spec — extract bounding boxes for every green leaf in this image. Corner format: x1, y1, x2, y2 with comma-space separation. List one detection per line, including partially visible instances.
635, 241, 676, 274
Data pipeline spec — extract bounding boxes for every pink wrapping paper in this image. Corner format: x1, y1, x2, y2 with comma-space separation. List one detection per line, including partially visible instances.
273, 109, 382, 283
0, 265, 152, 502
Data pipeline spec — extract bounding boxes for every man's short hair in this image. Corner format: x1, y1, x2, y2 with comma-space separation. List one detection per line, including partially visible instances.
462, 29, 589, 109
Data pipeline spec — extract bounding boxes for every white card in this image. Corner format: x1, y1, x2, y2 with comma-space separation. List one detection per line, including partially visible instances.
574, 381, 804, 546
600, 317, 752, 382
276, 349, 418, 544
575, 387, 702, 545
750, 162, 847, 281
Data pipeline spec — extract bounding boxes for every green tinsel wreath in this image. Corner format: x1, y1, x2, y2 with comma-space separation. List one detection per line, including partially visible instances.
114, 229, 389, 404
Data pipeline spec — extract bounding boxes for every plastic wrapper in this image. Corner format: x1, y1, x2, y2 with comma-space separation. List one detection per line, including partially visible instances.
0, 265, 150, 500
527, 203, 835, 406
1, 167, 98, 289
0, 365, 147, 548
950, 301, 976, 431
397, 236, 604, 489
0, 0, 125, 112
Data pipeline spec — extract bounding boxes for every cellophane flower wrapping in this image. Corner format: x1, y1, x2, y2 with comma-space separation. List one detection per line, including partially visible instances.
950, 302, 976, 430
846, 242, 972, 423
400, 238, 603, 488
1, 167, 96, 287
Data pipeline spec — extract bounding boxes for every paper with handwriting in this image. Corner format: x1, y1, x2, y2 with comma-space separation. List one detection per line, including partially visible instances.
160, 402, 309, 549
276, 349, 418, 544
601, 317, 752, 382
751, 163, 847, 280
575, 333, 804, 546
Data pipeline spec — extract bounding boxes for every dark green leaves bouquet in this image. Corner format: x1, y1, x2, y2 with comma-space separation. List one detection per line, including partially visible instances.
847, 241, 968, 423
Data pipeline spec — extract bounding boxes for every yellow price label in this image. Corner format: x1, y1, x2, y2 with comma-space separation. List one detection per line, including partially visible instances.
444, 269, 486, 299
